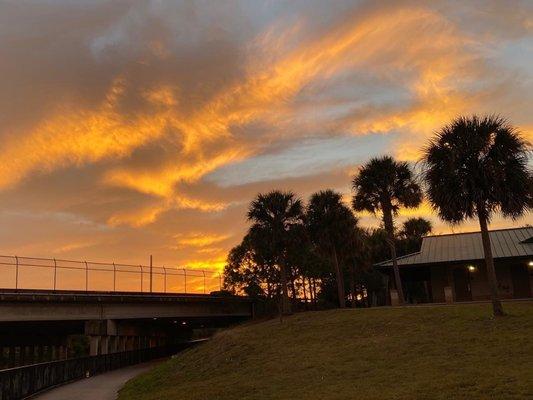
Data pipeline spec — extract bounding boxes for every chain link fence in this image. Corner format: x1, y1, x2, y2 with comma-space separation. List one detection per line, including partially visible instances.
0, 255, 222, 294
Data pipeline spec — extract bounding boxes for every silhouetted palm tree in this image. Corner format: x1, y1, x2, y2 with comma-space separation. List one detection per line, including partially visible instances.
422, 115, 531, 316
307, 190, 358, 308
400, 217, 432, 239
352, 156, 422, 305
247, 190, 304, 314
398, 217, 433, 255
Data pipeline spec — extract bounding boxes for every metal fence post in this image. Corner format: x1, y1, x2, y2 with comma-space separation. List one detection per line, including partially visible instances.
140, 265, 143, 292
163, 266, 167, 293
15, 255, 19, 290
85, 261, 88, 292
203, 270, 206, 294
149, 255, 153, 293
53, 258, 57, 290
219, 273, 222, 291
113, 263, 116, 292
183, 268, 187, 293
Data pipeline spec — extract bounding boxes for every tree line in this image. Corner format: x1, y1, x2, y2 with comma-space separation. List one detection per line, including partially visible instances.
223, 115, 532, 317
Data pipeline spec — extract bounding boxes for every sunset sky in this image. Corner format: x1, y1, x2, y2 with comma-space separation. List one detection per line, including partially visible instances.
0, 0, 532, 277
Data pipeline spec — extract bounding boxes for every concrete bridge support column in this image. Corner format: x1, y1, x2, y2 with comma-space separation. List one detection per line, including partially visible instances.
119, 336, 126, 352
58, 345, 66, 359
109, 336, 118, 353
126, 336, 134, 351
100, 336, 110, 355
89, 336, 100, 356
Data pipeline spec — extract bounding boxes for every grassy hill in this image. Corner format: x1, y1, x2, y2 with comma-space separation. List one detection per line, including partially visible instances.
119, 302, 533, 400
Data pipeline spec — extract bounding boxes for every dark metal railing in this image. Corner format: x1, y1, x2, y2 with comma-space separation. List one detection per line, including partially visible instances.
0, 343, 197, 400
0, 255, 223, 295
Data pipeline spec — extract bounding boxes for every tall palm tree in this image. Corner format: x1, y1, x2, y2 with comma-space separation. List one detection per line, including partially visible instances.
422, 115, 531, 316
306, 190, 358, 308
247, 190, 304, 314
352, 156, 422, 305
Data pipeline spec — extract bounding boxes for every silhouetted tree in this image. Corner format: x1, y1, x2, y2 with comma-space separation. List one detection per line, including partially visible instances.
364, 227, 390, 263
307, 190, 358, 308
400, 217, 432, 239
352, 156, 422, 304
422, 115, 532, 316
335, 224, 368, 308
223, 230, 275, 298
247, 191, 304, 314
284, 224, 324, 309
398, 217, 433, 255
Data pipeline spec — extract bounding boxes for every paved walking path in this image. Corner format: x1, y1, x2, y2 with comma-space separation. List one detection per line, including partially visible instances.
33, 359, 162, 400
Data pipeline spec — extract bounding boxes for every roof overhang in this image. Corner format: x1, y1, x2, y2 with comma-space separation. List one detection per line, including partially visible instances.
374, 255, 532, 269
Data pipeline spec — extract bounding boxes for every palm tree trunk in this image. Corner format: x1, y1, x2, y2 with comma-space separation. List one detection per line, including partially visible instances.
383, 208, 404, 305
273, 227, 291, 315
279, 263, 292, 315
289, 276, 297, 301
289, 276, 298, 310
310, 277, 317, 309
302, 276, 308, 310
477, 208, 505, 317
349, 263, 356, 308
332, 246, 346, 308
311, 277, 318, 309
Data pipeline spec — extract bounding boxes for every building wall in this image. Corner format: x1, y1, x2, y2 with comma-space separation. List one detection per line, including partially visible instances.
530, 268, 533, 295
456, 262, 513, 300
427, 260, 530, 302
430, 265, 447, 303
495, 264, 514, 299
468, 263, 490, 300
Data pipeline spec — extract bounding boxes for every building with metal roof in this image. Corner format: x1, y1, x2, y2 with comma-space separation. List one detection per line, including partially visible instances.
376, 227, 533, 304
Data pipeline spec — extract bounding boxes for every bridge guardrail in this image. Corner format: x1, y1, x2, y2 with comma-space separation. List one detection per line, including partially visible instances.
0, 343, 197, 400
0, 255, 223, 295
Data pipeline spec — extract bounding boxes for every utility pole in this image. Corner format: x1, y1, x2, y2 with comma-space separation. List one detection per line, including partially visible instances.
149, 255, 153, 293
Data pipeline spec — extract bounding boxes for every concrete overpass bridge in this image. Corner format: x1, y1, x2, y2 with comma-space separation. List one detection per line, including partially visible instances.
0, 289, 252, 367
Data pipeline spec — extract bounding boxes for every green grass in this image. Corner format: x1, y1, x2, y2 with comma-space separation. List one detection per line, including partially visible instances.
119, 303, 533, 400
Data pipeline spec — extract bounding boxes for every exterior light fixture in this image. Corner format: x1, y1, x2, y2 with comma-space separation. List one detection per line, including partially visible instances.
467, 265, 476, 272
181, 321, 187, 325
528, 260, 533, 268
153, 317, 157, 320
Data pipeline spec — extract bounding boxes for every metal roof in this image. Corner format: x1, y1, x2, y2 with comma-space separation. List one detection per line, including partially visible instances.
376, 227, 533, 267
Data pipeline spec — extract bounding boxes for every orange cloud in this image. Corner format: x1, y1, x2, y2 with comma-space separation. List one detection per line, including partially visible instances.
173, 233, 230, 248
0, 79, 158, 186
185, 258, 226, 272
0, 6, 477, 211
107, 196, 227, 227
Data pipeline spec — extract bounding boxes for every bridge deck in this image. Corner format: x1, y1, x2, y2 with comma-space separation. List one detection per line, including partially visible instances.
0, 288, 248, 303
0, 289, 252, 322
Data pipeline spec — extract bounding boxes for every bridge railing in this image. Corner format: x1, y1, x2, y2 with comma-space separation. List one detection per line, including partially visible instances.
0, 343, 199, 400
0, 255, 223, 294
